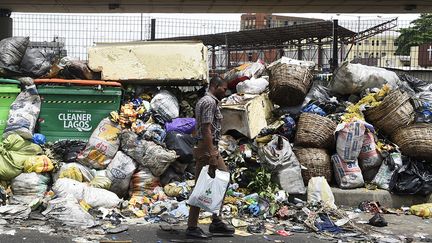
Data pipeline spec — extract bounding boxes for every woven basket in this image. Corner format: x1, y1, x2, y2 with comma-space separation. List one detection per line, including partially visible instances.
392, 123, 432, 160
295, 113, 337, 149
268, 62, 313, 106
364, 89, 415, 135
294, 148, 332, 184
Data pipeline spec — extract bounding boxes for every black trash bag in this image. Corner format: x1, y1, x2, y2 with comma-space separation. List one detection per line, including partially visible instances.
58, 58, 93, 80
389, 158, 432, 196
398, 74, 432, 93
0, 37, 30, 73
51, 140, 87, 163
20, 48, 56, 77
368, 213, 388, 227
164, 131, 196, 164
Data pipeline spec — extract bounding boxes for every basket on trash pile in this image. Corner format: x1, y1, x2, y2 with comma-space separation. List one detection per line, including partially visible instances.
364, 89, 415, 135
392, 123, 432, 161
268, 63, 313, 106
294, 148, 332, 184
294, 113, 337, 149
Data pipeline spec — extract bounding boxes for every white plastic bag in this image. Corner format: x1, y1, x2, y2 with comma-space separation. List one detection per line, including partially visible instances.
53, 162, 95, 183
78, 118, 121, 169
332, 154, 364, 189
52, 178, 122, 208
307, 177, 336, 209
336, 120, 366, 163
331, 62, 400, 95
3, 81, 41, 140
150, 90, 179, 122
372, 152, 403, 190
268, 57, 315, 70
187, 165, 230, 214
106, 151, 137, 198
11, 172, 50, 204
236, 77, 269, 95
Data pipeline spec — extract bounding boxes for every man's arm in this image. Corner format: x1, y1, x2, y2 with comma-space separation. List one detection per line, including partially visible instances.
202, 123, 217, 164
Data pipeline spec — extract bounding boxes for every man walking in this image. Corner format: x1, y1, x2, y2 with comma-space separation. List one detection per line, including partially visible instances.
186, 76, 235, 239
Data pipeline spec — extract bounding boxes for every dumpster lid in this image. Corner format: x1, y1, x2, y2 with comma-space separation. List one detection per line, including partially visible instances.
0, 78, 21, 85
34, 78, 122, 87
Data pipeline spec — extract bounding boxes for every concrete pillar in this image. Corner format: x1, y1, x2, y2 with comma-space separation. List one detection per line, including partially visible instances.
0, 9, 13, 40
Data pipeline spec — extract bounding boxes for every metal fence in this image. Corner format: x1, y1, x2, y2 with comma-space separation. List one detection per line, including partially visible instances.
9, 13, 432, 80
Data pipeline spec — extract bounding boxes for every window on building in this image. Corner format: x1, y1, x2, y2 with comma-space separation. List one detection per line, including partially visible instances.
376, 40, 379, 46
371, 53, 374, 58
381, 40, 387, 46
293, 21, 297, 25
358, 42, 362, 46
364, 40, 369, 45
372, 40, 375, 46
284, 20, 289, 26
252, 19, 256, 28
382, 52, 386, 57
376, 53, 379, 58
364, 52, 369, 57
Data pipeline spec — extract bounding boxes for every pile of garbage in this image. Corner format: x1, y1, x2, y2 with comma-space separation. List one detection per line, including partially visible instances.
0, 37, 431, 240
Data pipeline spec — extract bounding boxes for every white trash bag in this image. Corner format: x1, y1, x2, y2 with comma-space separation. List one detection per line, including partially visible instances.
187, 165, 230, 214
307, 176, 336, 209
11, 172, 50, 204
236, 77, 269, 95
371, 152, 403, 190
106, 151, 137, 198
150, 90, 179, 122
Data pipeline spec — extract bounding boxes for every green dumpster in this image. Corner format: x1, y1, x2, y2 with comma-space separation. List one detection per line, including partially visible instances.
36, 80, 122, 142
0, 79, 21, 136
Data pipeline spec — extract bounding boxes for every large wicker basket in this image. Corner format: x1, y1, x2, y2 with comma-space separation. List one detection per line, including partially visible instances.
268, 62, 313, 106
294, 148, 332, 184
364, 89, 415, 135
392, 123, 432, 161
295, 113, 337, 149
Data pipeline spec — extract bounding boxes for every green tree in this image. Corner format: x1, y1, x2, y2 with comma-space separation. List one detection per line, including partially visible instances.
395, 14, 432, 55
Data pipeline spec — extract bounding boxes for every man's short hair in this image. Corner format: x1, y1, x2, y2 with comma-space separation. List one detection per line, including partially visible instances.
209, 76, 227, 87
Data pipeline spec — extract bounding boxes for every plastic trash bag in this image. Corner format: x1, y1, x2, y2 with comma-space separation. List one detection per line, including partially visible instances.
129, 167, 159, 197
332, 154, 365, 189
236, 77, 269, 95
165, 131, 196, 164
58, 57, 93, 80
20, 48, 56, 77
389, 158, 432, 196
410, 203, 432, 218
336, 120, 366, 163
331, 62, 400, 95
32, 133, 46, 145
53, 178, 122, 208
259, 135, 305, 194
398, 74, 432, 93
0, 134, 43, 181
224, 60, 266, 89
51, 140, 87, 163
89, 170, 112, 190
0, 37, 29, 73
144, 123, 166, 144
11, 172, 50, 204
78, 118, 121, 169
307, 177, 336, 209
165, 118, 196, 134
371, 152, 403, 190
150, 90, 179, 122
42, 194, 98, 227
54, 162, 94, 183
3, 81, 41, 140
301, 104, 326, 116
188, 165, 230, 214
23, 155, 54, 173
106, 151, 137, 198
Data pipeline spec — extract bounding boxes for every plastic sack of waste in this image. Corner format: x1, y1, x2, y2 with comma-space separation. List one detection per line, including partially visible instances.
129, 167, 159, 197
51, 140, 87, 163
398, 73, 432, 93
358, 131, 383, 181
150, 90, 179, 122
330, 62, 400, 95
20, 48, 56, 77
301, 103, 326, 116
0, 37, 29, 74
188, 165, 230, 214
23, 155, 54, 173
89, 170, 112, 190
106, 151, 137, 198
165, 118, 196, 134
11, 172, 50, 204
307, 177, 336, 209
410, 203, 432, 218
3, 81, 41, 140
371, 152, 403, 190
332, 154, 364, 189
335, 119, 366, 163
259, 135, 305, 194
223, 60, 266, 89
236, 77, 269, 95
389, 158, 432, 196
144, 123, 166, 144
280, 115, 296, 139
0, 134, 43, 181
301, 83, 335, 108
165, 131, 196, 164
268, 57, 315, 70
54, 162, 95, 183
58, 57, 93, 80
78, 118, 121, 169
53, 178, 122, 208
32, 133, 46, 145
42, 194, 97, 227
